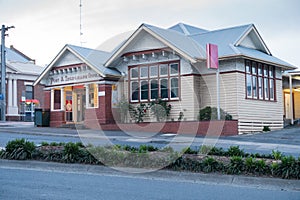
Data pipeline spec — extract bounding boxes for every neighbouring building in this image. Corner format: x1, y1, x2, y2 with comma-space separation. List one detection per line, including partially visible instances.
0, 46, 45, 121
34, 23, 296, 134
282, 71, 300, 125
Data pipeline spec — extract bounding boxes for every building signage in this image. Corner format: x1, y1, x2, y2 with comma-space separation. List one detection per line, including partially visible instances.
98, 91, 105, 96
48, 69, 102, 86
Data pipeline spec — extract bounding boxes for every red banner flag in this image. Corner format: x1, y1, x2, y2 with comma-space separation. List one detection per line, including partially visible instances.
206, 43, 219, 69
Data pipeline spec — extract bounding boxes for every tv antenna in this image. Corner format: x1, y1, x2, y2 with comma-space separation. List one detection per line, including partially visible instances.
79, 0, 84, 46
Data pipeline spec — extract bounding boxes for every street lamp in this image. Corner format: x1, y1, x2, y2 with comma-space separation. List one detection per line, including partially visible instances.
0, 25, 15, 122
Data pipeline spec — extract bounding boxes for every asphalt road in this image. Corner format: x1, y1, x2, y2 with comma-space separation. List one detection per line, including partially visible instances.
0, 160, 299, 200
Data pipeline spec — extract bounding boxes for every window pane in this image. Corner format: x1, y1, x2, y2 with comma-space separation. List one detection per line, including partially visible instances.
171, 78, 179, 98
130, 68, 138, 79
246, 61, 251, 73
150, 65, 158, 77
54, 89, 61, 109
170, 63, 179, 75
270, 79, 274, 100
160, 64, 168, 76
160, 79, 168, 99
252, 62, 257, 75
88, 83, 98, 107
264, 65, 268, 76
264, 78, 269, 100
131, 81, 139, 101
269, 66, 274, 78
258, 64, 263, 75
140, 80, 148, 100
246, 74, 252, 97
150, 80, 158, 100
25, 85, 33, 100
252, 76, 257, 98
258, 77, 263, 99
140, 66, 148, 78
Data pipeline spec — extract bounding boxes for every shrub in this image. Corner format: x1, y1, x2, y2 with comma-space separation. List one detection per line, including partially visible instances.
199, 145, 213, 155
227, 156, 244, 174
3, 138, 36, 160
202, 157, 222, 173
245, 157, 256, 174
208, 146, 226, 156
149, 98, 171, 122
255, 159, 269, 175
263, 126, 271, 132
198, 106, 232, 121
129, 103, 147, 123
227, 146, 245, 157
63, 142, 81, 163
276, 156, 297, 179
181, 147, 198, 155
272, 150, 282, 160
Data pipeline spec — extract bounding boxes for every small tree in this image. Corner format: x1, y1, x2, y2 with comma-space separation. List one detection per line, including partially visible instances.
129, 103, 147, 123
149, 99, 171, 122
198, 106, 232, 121
117, 97, 131, 123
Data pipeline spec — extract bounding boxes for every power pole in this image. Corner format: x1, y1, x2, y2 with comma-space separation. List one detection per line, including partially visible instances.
0, 25, 14, 122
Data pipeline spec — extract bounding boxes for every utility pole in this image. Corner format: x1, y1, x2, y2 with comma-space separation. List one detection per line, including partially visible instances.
0, 25, 14, 122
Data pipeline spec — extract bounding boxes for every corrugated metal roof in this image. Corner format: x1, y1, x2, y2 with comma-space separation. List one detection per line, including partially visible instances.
189, 24, 252, 57
2, 47, 30, 63
169, 23, 208, 35
144, 24, 205, 59
67, 44, 121, 76
144, 23, 295, 69
7, 61, 44, 75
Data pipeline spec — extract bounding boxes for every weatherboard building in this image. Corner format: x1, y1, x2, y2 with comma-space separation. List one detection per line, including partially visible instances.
34, 23, 296, 134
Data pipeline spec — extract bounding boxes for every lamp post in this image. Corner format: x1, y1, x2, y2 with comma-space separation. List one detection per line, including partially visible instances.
0, 25, 14, 122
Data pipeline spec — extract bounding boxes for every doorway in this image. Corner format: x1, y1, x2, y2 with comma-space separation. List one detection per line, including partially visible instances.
284, 93, 293, 119
74, 88, 86, 123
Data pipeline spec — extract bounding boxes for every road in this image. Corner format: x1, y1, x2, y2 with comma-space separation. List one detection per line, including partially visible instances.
0, 124, 300, 157
0, 160, 299, 200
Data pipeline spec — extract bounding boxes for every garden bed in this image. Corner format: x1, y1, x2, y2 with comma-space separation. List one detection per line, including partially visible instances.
0, 139, 299, 179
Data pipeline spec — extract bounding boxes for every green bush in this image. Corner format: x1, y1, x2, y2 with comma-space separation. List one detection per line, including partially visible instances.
202, 157, 222, 173
149, 98, 171, 122
272, 150, 282, 160
227, 146, 245, 157
276, 156, 297, 179
208, 147, 226, 156
63, 142, 81, 163
181, 147, 198, 155
199, 145, 213, 155
227, 156, 244, 174
263, 126, 271, 132
3, 138, 36, 160
198, 106, 232, 121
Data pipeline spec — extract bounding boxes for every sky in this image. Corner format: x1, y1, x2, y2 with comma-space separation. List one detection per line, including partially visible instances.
0, 0, 299, 68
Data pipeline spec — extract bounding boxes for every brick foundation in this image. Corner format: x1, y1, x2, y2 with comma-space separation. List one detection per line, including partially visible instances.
50, 111, 65, 127
84, 120, 238, 136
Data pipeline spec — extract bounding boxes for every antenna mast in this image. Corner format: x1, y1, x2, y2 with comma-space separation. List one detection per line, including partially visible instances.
79, 0, 83, 46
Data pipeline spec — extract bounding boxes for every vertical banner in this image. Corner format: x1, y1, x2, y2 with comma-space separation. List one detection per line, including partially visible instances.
207, 43, 220, 120
206, 43, 219, 69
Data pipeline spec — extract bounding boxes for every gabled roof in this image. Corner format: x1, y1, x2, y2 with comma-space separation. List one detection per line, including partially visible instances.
105, 23, 204, 66
34, 44, 120, 86
105, 22, 295, 70
169, 23, 208, 35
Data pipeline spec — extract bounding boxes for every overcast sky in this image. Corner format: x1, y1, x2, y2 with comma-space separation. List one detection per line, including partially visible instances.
0, 0, 299, 68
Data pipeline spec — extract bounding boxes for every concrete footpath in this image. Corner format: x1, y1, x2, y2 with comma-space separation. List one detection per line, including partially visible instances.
0, 121, 300, 157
